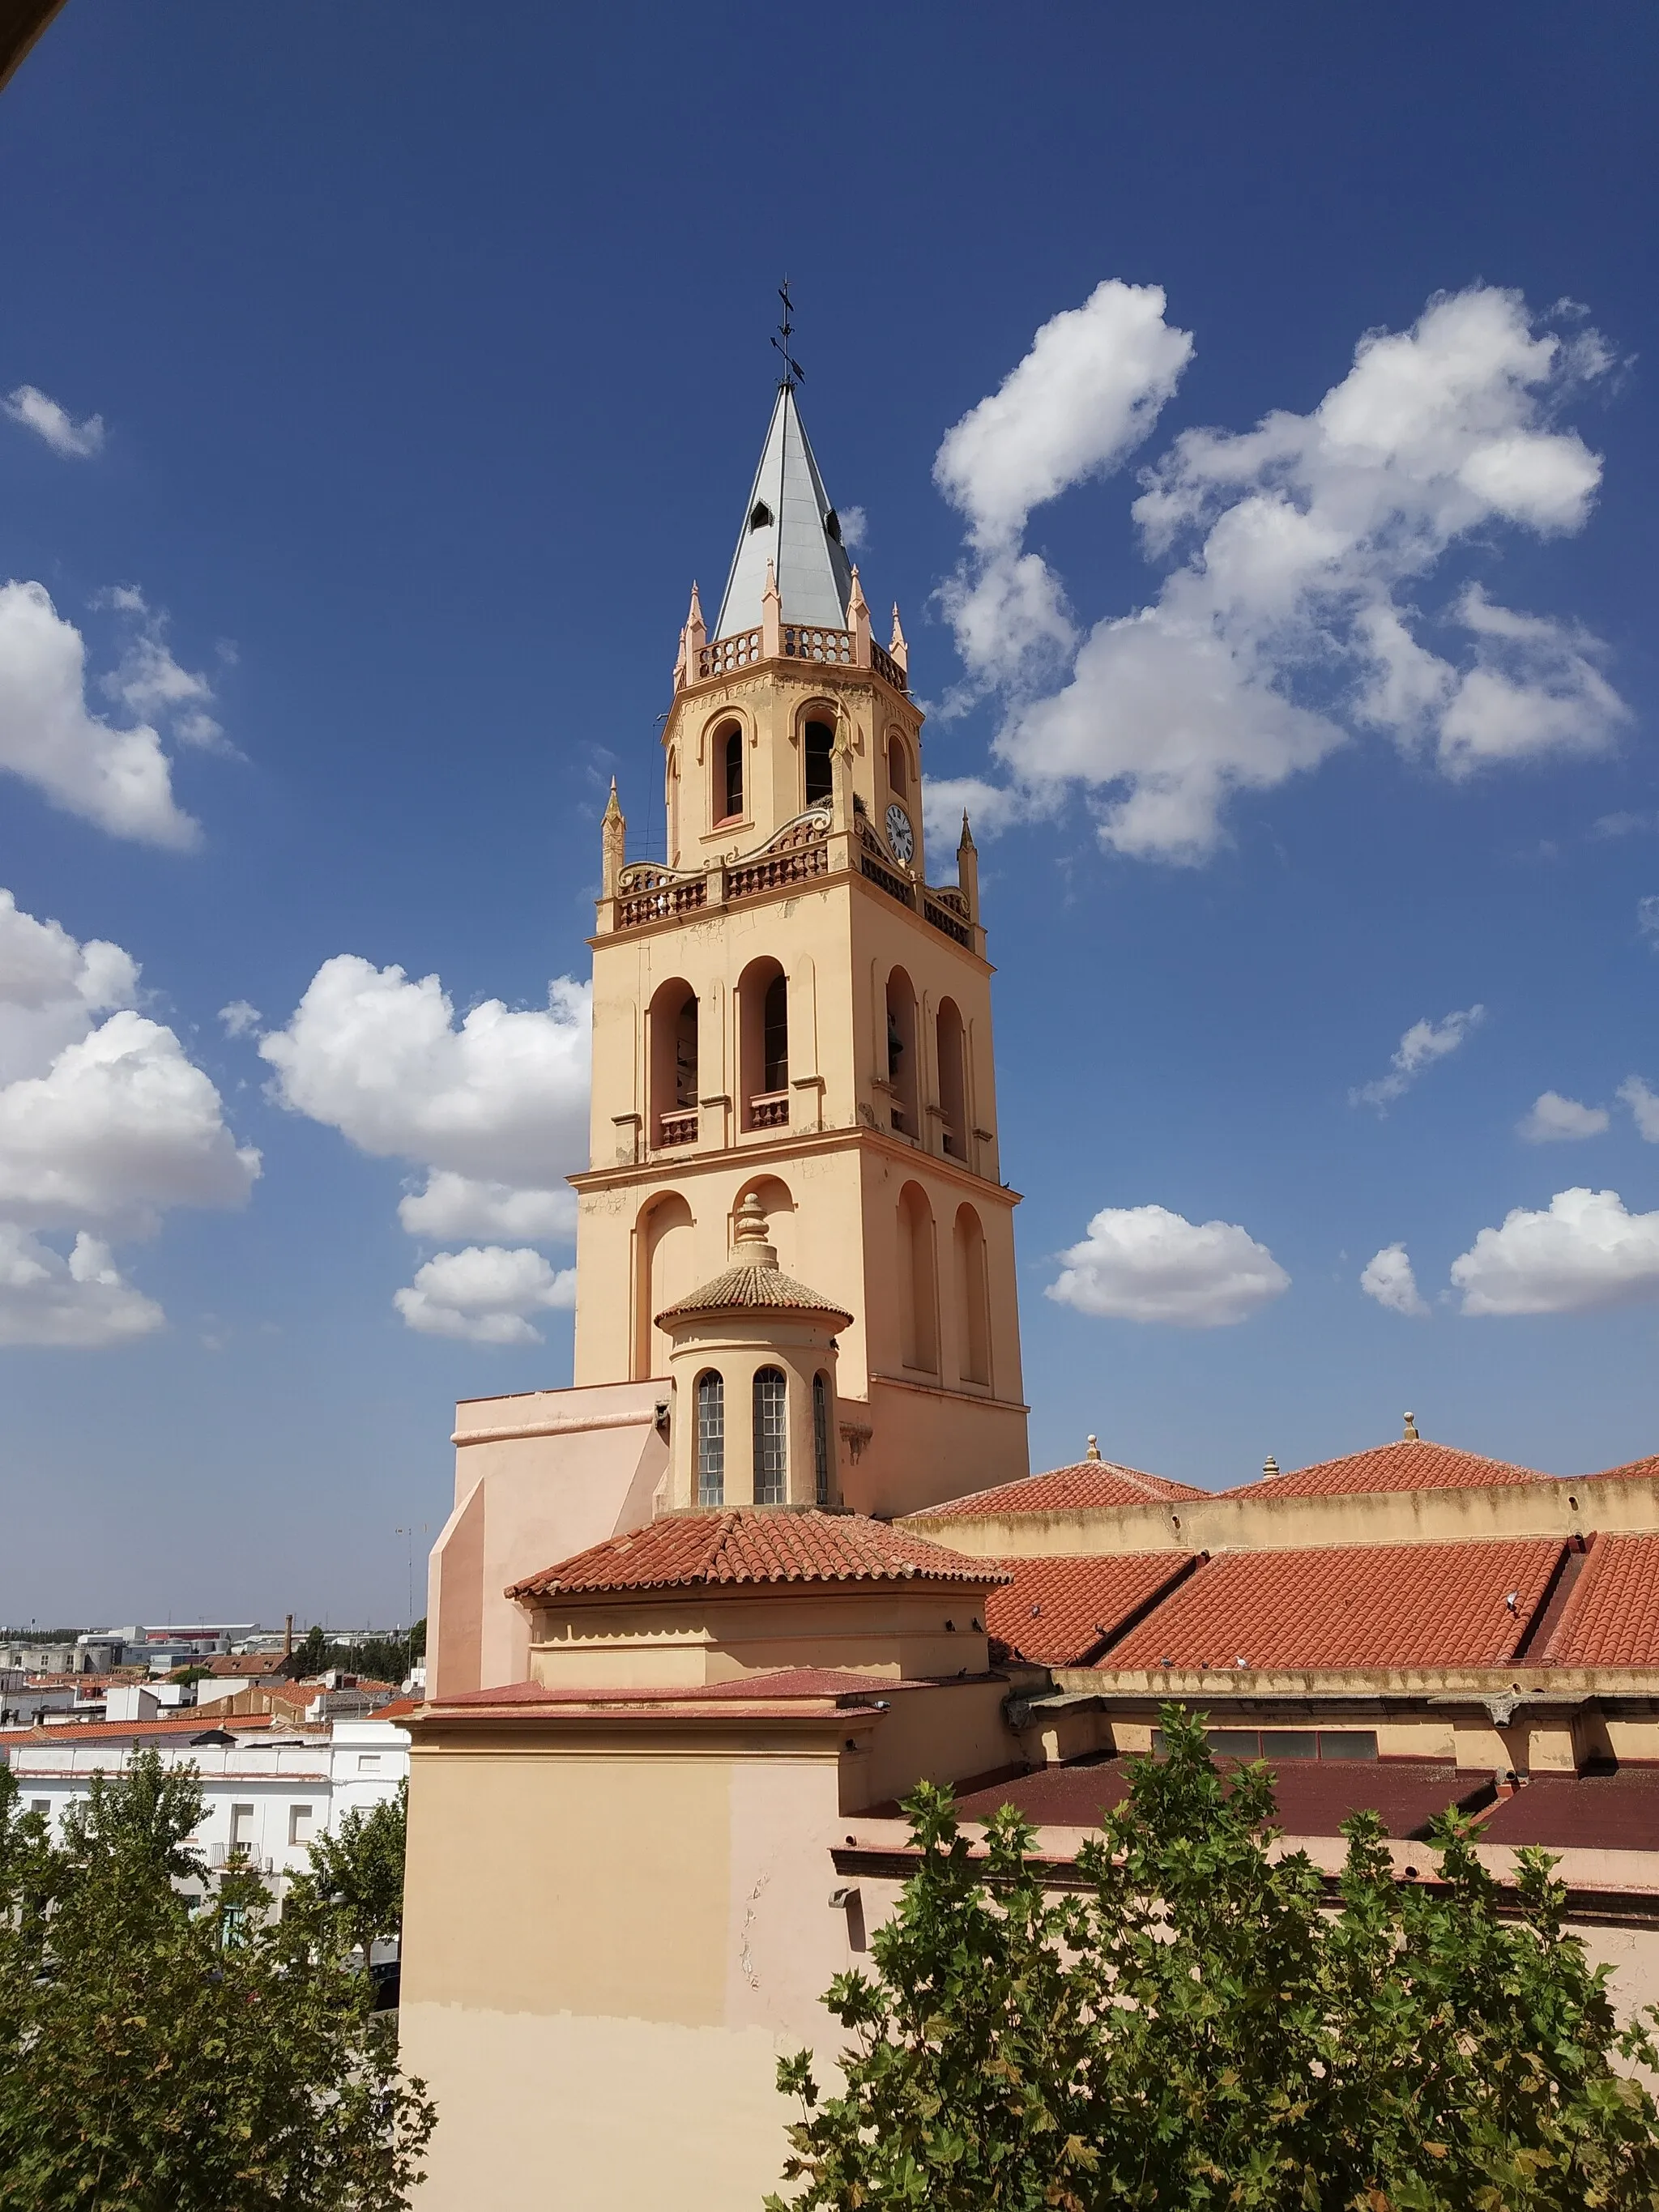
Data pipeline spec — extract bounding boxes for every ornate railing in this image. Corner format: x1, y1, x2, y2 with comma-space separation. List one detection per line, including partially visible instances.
783, 624, 853, 666
861, 852, 913, 906
923, 894, 971, 947
688, 624, 907, 693
657, 1110, 697, 1148
748, 1091, 789, 1130
727, 843, 828, 901
616, 862, 707, 931
870, 640, 908, 693
696, 629, 762, 679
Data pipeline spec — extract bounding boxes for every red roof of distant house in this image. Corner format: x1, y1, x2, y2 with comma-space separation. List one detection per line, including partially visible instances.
207, 1652, 287, 1676
1542, 1534, 1659, 1668
1222, 1438, 1550, 1500
506, 1510, 1009, 1602
1104, 1539, 1566, 1672
986, 1555, 1198, 1668
0, 1714, 278, 1749
369, 1696, 421, 1722
913, 1460, 1207, 1521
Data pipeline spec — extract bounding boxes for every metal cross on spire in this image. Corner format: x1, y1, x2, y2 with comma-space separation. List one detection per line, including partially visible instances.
771, 277, 805, 389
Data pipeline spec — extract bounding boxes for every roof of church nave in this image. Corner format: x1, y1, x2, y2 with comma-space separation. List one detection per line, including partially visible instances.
906, 1423, 1659, 1522
911, 1441, 1209, 1520
654, 1192, 852, 1330
505, 1508, 1010, 1605
714, 380, 855, 639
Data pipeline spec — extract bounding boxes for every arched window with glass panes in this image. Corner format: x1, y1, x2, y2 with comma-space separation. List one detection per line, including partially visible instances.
697, 1371, 725, 1507
753, 1367, 787, 1505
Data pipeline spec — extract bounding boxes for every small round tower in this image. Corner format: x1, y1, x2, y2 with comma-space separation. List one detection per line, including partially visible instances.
655, 1195, 852, 1511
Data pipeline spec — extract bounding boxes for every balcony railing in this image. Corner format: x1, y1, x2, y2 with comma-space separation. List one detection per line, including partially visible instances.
727, 842, 828, 901
748, 1092, 789, 1130
616, 864, 708, 931
657, 1110, 697, 1148
696, 629, 761, 679
689, 624, 908, 695
923, 893, 972, 947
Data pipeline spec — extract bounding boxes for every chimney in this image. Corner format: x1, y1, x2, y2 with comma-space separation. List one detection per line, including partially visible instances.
284, 1612, 293, 1659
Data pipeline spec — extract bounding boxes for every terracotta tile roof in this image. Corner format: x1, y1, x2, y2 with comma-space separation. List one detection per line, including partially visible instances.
912, 1460, 1208, 1522
986, 1555, 1198, 1667
1104, 1539, 1566, 1672
506, 1509, 1009, 1602
655, 1259, 851, 1328
207, 1652, 288, 1676
1592, 1452, 1659, 1485
1222, 1438, 1548, 1500
1542, 1534, 1659, 1668
369, 1696, 421, 1722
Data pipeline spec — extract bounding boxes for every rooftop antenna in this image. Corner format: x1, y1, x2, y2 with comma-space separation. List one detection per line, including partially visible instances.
771, 277, 805, 390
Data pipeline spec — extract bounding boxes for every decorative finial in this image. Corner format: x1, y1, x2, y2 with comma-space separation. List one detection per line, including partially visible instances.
958, 810, 975, 850
890, 603, 907, 654
1085, 1435, 1102, 1463
847, 564, 868, 620
603, 777, 621, 818
771, 278, 805, 389
731, 1191, 780, 1271
1403, 1411, 1420, 1442
686, 580, 704, 628
1262, 1454, 1280, 1479
761, 557, 780, 604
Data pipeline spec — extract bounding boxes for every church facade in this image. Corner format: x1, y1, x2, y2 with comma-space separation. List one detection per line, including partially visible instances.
398, 384, 1659, 2210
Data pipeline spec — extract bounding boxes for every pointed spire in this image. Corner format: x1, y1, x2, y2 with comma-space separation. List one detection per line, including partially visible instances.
601, 778, 625, 901
889, 602, 909, 674
847, 563, 871, 666
956, 808, 980, 923
714, 384, 854, 639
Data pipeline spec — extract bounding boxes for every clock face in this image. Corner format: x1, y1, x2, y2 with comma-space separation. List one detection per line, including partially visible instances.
885, 803, 915, 864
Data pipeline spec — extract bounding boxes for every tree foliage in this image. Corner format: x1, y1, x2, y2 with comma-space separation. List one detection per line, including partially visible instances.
287, 1784, 409, 1959
0, 1753, 434, 2212
771, 1707, 1659, 2211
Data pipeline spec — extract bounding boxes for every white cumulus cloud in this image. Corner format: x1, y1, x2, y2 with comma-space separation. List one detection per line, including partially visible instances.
940, 284, 1627, 862
262, 955, 591, 1338
1350, 1005, 1486, 1112
0, 890, 258, 1345
3, 384, 104, 459
0, 582, 200, 846
394, 1245, 577, 1346
218, 999, 262, 1038
1359, 1242, 1430, 1318
1518, 1090, 1609, 1142
1046, 1202, 1290, 1327
1451, 1187, 1659, 1315
0, 1227, 161, 1346
1618, 1076, 1659, 1143
933, 281, 1192, 704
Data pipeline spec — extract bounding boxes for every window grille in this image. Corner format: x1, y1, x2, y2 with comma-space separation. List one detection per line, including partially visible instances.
753, 1367, 787, 1505
812, 1373, 830, 1507
697, 1370, 725, 1506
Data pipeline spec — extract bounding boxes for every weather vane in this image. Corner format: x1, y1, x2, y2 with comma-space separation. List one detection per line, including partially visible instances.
771, 277, 805, 389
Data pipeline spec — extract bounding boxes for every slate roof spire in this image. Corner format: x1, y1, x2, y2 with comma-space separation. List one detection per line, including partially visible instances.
714, 382, 855, 641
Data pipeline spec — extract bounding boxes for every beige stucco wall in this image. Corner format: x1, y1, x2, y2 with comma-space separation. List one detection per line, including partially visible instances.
528, 1584, 997, 1690
427, 1381, 668, 1699
400, 1717, 871, 2212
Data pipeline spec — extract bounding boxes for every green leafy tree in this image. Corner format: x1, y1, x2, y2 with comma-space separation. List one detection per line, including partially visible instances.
287, 1784, 409, 1959
283, 1623, 331, 1680
0, 1751, 434, 2211
771, 1706, 1659, 2211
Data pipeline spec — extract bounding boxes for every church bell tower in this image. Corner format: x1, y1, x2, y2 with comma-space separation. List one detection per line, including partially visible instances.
569, 374, 1029, 1518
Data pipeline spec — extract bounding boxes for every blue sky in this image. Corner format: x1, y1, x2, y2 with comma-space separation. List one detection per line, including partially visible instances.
1, 3, 1656, 1625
